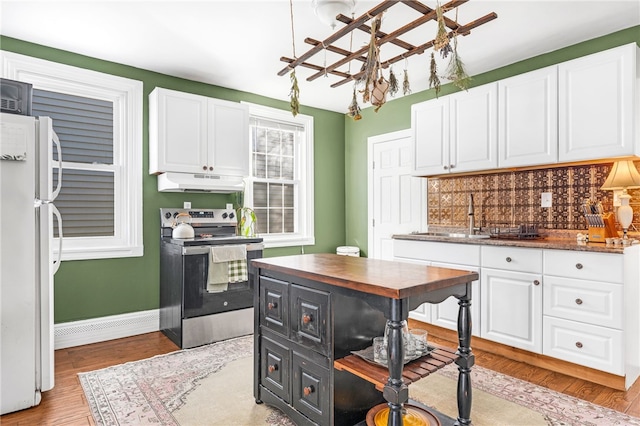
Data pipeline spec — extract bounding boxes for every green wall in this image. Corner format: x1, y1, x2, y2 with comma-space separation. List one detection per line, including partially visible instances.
0, 36, 346, 323
344, 26, 640, 257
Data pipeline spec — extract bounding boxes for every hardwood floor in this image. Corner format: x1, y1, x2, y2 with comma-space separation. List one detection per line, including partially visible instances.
2, 327, 640, 425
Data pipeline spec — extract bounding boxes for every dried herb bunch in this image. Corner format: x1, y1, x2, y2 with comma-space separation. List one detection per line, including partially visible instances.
445, 35, 471, 91
403, 68, 411, 96
347, 87, 362, 121
428, 52, 441, 96
433, 2, 451, 57
388, 67, 399, 97
289, 70, 300, 116
361, 14, 383, 103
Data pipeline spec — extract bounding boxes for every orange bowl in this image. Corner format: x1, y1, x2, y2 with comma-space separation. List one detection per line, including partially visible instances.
365, 403, 441, 426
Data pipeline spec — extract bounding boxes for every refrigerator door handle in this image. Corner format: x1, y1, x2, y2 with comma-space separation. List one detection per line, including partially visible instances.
51, 204, 63, 274
51, 131, 62, 201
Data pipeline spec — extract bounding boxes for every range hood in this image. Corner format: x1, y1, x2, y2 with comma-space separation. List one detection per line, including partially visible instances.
157, 172, 244, 193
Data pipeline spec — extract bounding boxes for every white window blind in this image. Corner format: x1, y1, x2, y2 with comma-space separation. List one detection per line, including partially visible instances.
33, 89, 115, 238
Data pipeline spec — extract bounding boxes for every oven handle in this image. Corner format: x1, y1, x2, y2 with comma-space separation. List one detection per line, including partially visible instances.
182, 242, 264, 255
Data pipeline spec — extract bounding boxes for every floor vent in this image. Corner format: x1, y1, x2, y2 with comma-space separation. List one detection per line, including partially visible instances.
54, 309, 159, 349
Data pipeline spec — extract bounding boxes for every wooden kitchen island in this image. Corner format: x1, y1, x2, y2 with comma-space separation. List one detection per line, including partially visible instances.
252, 254, 478, 426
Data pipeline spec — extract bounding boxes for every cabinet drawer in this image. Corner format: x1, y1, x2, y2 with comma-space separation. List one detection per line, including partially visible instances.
260, 276, 289, 336
481, 246, 542, 273
292, 352, 330, 425
543, 250, 623, 283
291, 284, 331, 356
394, 240, 480, 265
260, 336, 291, 402
543, 316, 623, 375
543, 276, 623, 328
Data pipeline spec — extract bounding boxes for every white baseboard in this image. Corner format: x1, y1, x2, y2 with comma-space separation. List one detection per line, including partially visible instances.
54, 309, 160, 349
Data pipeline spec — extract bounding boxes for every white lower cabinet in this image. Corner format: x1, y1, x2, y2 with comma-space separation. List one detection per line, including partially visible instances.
394, 239, 640, 388
480, 268, 543, 352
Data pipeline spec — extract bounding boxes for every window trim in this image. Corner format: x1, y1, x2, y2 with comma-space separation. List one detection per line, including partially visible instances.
243, 102, 315, 249
1, 51, 143, 260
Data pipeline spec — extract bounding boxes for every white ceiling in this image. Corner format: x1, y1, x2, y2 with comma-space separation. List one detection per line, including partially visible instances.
1, 1, 638, 113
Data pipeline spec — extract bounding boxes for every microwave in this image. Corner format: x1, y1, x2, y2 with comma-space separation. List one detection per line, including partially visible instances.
1, 78, 33, 116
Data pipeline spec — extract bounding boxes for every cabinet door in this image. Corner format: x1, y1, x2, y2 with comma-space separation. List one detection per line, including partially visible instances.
558, 43, 637, 161
499, 66, 558, 167
481, 268, 542, 353
412, 97, 449, 175
449, 83, 498, 173
430, 262, 480, 337
208, 99, 250, 177
149, 88, 208, 174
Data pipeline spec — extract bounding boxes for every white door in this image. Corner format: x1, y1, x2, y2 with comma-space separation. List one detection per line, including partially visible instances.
368, 130, 426, 260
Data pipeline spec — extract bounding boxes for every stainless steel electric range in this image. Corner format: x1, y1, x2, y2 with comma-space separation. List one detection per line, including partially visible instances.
159, 208, 263, 349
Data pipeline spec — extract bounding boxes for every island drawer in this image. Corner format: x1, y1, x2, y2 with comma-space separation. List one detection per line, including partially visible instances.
291, 284, 331, 356
260, 335, 291, 403
543, 316, 623, 375
481, 246, 542, 273
292, 352, 330, 425
543, 276, 623, 328
259, 276, 289, 337
543, 250, 623, 283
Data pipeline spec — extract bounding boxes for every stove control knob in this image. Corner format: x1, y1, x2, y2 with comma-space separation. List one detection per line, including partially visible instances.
229, 212, 235, 219
164, 212, 172, 219
222, 212, 228, 219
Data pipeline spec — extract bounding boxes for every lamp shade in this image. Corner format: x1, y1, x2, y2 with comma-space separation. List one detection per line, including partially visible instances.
601, 160, 640, 190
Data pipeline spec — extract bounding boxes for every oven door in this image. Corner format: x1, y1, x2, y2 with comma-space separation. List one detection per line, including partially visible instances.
182, 243, 263, 318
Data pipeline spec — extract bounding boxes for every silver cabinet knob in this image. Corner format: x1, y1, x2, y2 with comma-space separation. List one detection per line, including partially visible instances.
533, 280, 540, 286
576, 263, 583, 269
575, 298, 583, 305
576, 342, 583, 349
506, 257, 512, 262
443, 165, 449, 170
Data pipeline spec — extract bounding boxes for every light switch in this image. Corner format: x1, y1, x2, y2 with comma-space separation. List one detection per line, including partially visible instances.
183, 201, 191, 209
541, 192, 552, 208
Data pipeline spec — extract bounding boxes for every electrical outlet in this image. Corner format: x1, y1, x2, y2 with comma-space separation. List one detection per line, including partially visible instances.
541, 192, 552, 208
183, 201, 191, 209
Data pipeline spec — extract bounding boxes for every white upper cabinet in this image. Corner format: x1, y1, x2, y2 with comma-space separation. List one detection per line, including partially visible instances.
498, 66, 558, 167
412, 83, 498, 176
558, 43, 638, 162
149, 87, 249, 176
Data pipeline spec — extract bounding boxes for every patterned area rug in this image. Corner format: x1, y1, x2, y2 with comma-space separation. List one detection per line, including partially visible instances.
78, 335, 640, 426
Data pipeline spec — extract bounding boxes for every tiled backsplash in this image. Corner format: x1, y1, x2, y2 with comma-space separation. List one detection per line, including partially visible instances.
427, 162, 640, 231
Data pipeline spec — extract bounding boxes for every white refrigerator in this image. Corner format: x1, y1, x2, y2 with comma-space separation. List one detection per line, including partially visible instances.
0, 112, 63, 415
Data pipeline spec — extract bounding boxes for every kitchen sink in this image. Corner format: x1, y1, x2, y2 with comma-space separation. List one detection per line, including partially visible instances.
412, 232, 491, 239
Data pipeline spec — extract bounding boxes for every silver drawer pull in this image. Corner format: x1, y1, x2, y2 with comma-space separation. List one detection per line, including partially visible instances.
506, 257, 512, 263
268, 364, 278, 373
575, 342, 583, 349
303, 385, 315, 396
302, 314, 313, 324
575, 298, 583, 305
267, 302, 277, 310
576, 263, 583, 270
533, 280, 540, 286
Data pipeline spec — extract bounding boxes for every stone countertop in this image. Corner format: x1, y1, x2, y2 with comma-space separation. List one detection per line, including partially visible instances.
392, 232, 637, 254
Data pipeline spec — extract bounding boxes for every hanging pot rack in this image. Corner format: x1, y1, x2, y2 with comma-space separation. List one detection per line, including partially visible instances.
279, 0, 497, 89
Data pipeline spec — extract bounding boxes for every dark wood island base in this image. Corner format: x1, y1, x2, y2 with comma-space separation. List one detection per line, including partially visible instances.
252, 254, 477, 426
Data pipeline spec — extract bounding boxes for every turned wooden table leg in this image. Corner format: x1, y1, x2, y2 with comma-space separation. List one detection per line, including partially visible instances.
383, 300, 409, 426
455, 283, 474, 426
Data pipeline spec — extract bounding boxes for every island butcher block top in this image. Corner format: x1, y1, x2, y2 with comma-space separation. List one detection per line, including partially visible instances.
251, 253, 479, 300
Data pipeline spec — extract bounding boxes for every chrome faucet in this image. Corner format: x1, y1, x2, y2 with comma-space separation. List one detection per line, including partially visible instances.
468, 193, 481, 235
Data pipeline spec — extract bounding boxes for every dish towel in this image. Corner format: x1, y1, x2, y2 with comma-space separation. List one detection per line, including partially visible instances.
207, 245, 247, 293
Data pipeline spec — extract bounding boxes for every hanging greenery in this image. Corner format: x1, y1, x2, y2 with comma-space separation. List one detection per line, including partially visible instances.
428, 52, 441, 96
289, 70, 300, 116
388, 67, 399, 97
433, 2, 451, 58
402, 68, 411, 96
346, 87, 362, 121
445, 35, 471, 91
361, 14, 383, 103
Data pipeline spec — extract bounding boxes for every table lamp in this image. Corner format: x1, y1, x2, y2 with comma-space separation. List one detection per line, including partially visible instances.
601, 160, 640, 239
